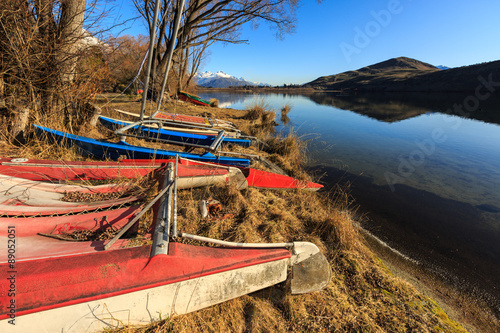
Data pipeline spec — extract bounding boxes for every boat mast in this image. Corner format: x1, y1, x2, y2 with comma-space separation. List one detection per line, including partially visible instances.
156, 0, 186, 113
139, 0, 162, 122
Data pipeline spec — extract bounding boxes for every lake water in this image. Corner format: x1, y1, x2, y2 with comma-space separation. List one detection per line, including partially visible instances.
199, 91, 500, 310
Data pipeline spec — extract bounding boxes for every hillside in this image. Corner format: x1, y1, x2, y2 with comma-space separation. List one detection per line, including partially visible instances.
305, 57, 500, 92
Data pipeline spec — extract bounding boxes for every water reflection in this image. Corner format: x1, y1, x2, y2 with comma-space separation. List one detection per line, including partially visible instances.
309, 92, 500, 125
199, 91, 500, 309
314, 165, 500, 309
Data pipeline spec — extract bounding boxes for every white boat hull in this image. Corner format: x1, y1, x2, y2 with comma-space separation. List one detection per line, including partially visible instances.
1, 259, 288, 332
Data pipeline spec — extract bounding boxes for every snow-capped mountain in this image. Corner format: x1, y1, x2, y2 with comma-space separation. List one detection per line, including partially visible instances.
195, 71, 269, 88
436, 65, 450, 70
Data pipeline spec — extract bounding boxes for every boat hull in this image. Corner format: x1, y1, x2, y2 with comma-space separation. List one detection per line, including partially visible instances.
33, 125, 250, 167
100, 116, 251, 147
0, 205, 141, 238
0, 157, 322, 191
115, 108, 239, 131
178, 91, 210, 106
0, 195, 141, 216
0, 242, 290, 332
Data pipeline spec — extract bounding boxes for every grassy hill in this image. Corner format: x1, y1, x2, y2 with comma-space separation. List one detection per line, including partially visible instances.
305, 57, 500, 92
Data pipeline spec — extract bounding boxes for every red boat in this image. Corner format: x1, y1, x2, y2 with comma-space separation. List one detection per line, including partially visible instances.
0, 172, 143, 216
0, 157, 323, 191
177, 90, 211, 107
0, 164, 331, 332
0, 205, 141, 237
0, 195, 141, 216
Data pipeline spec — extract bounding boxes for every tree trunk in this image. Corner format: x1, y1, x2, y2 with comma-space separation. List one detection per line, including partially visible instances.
59, 0, 86, 84
10, 100, 30, 144
89, 103, 102, 126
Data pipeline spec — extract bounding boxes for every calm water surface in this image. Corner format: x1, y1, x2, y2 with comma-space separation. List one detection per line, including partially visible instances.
199, 91, 500, 309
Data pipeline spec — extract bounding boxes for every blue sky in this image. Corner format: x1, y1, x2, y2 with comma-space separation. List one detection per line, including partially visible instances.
103, 0, 500, 86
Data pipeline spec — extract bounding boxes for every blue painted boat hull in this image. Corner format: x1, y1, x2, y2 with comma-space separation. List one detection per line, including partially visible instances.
33, 125, 250, 167
99, 116, 251, 148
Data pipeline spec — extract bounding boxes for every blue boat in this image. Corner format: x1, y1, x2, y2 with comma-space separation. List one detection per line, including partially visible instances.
99, 116, 252, 148
33, 125, 250, 167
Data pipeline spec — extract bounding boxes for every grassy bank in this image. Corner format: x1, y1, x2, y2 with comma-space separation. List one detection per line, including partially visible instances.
1, 94, 495, 332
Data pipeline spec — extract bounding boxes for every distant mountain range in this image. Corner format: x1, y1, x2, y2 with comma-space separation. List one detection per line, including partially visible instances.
196, 71, 269, 88
304, 57, 500, 92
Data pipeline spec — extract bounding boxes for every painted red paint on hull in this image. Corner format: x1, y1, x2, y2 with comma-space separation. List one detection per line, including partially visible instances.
0, 204, 141, 237
0, 157, 323, 191
0, 157, 162, 181
0, 242, 290, 320
0, 157, 229, 182
0, 195, 142, 216
244, 168, 323, 190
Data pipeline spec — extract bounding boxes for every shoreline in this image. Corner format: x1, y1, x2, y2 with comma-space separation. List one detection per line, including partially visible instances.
360, 227, 500, 333
311, 163, 500, 329
197, 87, 318, 94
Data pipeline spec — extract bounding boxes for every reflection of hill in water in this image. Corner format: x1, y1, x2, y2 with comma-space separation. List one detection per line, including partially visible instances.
307, 92, 500, 125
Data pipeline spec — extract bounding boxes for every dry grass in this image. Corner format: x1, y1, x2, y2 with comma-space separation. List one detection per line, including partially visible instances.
280, 104, 291, 124
111, 183, 467, 333
262, 131, 307, 178
209, 98, 219, 108
242, 99, 277, 136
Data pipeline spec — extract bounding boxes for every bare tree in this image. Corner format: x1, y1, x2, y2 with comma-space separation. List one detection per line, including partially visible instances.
106, 35, 149, 92
0, 0, 110, 142
133, 0, 299, 94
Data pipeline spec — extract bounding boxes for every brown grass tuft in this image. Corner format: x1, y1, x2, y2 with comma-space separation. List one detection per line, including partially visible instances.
280, 104, 292, 124
280, 104, 291, 116
243, 99, 277, 136
262, 131, 308, 179
209, 98, 219, 108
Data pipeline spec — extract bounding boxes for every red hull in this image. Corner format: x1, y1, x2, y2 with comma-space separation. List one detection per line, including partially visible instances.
177, 93, 210, 106
0, 157, 162, 181
153, 109, 211, 123
0, 195, 141, 216
0, 157, 323, 190
0, 242, 290, 320
244, 168, 323, 190
0, 157, 227, 181
0, 205, 141, 238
